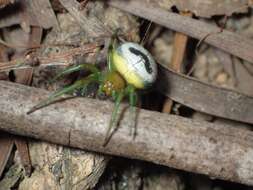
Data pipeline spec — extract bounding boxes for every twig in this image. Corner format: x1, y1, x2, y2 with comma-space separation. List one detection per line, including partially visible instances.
108, 0, 253, 64
1, 80, 253, 185
0, 42, 102, 71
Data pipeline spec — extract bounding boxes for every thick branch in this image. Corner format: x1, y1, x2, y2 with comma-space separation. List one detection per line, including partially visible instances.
1, 81, 253, 185
108, 0, 253, 64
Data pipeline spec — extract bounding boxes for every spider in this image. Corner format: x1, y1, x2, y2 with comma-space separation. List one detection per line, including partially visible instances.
27, 36, 157, 146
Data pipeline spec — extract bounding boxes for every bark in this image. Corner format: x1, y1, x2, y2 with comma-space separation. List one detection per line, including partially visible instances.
18, 141, 108, 190
1, 80, 253, 185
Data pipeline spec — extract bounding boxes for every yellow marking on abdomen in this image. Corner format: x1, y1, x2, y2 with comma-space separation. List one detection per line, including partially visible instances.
112, 52, 145, 89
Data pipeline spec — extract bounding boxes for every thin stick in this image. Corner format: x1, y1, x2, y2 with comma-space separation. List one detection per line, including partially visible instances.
0, 42, 102, 71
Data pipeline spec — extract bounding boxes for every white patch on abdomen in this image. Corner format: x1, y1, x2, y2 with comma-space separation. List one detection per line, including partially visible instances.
116, 42, 157, 85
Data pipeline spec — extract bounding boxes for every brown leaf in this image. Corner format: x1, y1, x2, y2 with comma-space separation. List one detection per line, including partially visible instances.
157, 64, 253, 124
29, 0, 58, 29
233, 58, 253, 96
0, 133, 14, 177
2, 26, 42, 85
149, 0, 251, 18
14, 138, 32, 176
0, 0, 58, 29
0, 0, 38, 28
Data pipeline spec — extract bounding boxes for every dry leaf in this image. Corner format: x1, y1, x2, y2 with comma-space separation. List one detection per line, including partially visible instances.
0, 0, 57, 29
149, 0, 251, 18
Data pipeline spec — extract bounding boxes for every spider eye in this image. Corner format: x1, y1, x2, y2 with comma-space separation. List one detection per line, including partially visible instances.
113, 42, 157, 89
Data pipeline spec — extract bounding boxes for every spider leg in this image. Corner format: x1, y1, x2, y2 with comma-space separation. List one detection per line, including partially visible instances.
103, 89, 125, 146
27, 74, 99, 114
127, 85, 138, 138
51, 63, 100, 83
107, 30, 119, 72
107, 40, 115, 72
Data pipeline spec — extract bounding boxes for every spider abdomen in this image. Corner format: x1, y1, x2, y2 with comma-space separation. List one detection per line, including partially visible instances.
112, 42, 157, 89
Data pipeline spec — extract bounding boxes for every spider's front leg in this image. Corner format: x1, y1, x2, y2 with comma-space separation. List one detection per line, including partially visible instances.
27, 74, 99, 114
27, 63, 100, 114
51, 63, 100, 83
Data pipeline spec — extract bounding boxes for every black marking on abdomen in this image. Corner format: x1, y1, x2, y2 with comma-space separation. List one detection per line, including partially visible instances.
129, 47, 152, 74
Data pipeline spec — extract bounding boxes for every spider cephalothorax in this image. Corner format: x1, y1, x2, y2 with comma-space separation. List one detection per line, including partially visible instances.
28, 38, 157, 145
101, 71, 126, 96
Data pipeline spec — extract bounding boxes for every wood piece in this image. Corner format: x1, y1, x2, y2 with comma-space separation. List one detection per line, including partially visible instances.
1, 81, 253, 185
108, 0, 253, 64
18, 141, 108, 190
14, 138, 31, 176
157, 64, 253, 124
162, 99, 173, 114
162, 11, 191, 113
0, 133, 14, 177
170, 31, 188, 72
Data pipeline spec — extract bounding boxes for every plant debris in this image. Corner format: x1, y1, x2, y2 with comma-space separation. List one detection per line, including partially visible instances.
0, 0, 253, 189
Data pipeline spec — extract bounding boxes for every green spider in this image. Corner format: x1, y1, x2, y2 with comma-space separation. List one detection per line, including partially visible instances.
27, 37, 157, 145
